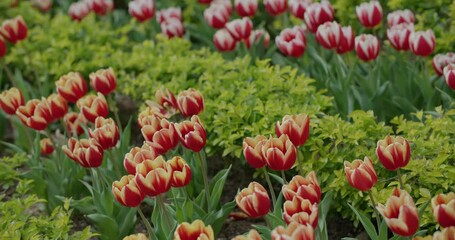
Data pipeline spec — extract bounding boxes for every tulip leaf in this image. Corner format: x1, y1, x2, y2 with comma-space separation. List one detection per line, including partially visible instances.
203, 201, 236, 236
268, 172, 284, 185
117, 207, 137, 237
253, 224, 272, 240
348, 203, 378, 240
418, 200, 431, 219
318, 191, 334, 240
265, 212, 285, 228
86, 213, 119, 240
377, 220, 388, 240
273, 192, 284, 217
209, 165, 231, 210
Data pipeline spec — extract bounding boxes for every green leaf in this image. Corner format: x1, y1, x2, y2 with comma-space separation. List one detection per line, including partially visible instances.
348, 203, 378, 240
377, 220, 388, 240
86, 214, 119, 240
253, 224, 272, 240
209, 165, 231, 210
418, 200, 431, 219
203, 201, 236, 236
117, 207, 137, 237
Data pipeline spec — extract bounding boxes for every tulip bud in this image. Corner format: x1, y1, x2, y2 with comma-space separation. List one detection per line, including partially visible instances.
264, 0, 287, 16
77, 93, 109, 123
124, 144, 157, 175
432, 54, 450, 76
69, 1, 90, 22
244, 29, 270, 49
344, 157, 377, 192
40, 138, 54, 155
431, 192, 455, 228
141, 116, 171, 140
409, 30, 435, 57
376, 135, 411, 171
16, 99, 53, 131
47, 94, 68, 121
261, 134, 297, 171
283, 196, 318, 227
387, 9, 414, 27
226, 17, 253, 41
387, 23, 414, 51
204, 4, 230, 29
144, 124, 178, 155
175, 115, 207, 152
235, 182, 271, 218
56, 72, 88, 103
176, 88, 204, 117
433, 227, 455, 240
89, 67, 117, 95
337, 26, 355, 54
212, 0, 232, 15
276, 114, 310, 147
135, 156, 173, 196
235, 0, 257, 17
232, 229, 262, 240
160, 18, 185, 39
282, 171, 321, 204
63, 112, 86, 136
243, 135, 267, 168
288, 0, 311, 19
316, 21, 341, 50
0, 87, 24, 115
168, 156, 192, 187
0, 16, 28, 44
129, 0, 155, 22
377, 188, 419, 237
444, 64, 455, 90
276, 26, 307, 57
62, 138, 104, 168
355, 34, 380, 62
156, 7, 182, 24
89, 117, 119, 150
155, 88, 177, 109
112, 175, 145, 207
123, 233, 148, 240
86, 0, 114, 16
31, 0, 52, 12
304, 1, 334, 33
214, 29, 237, 52
0, 37, 6, 58
137, 105, 166, 128
271, 222, 315, 240
174, 220, 214, 240
356, 1, 382, 28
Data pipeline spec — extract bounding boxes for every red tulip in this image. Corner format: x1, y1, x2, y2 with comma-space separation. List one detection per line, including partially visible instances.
62, 138, 104, 168
387, 9, 414, 27
355, 34, 380, 62
155, 88, 177, 109
276, 26, 307, 57
112, 175, 145, 207
174, 220, 214, 240
0, 37, 6, 58
235, 182, 271, 218
289, 0, 312, 19
89, 117, 119, 150
141, 116, 171, 139
356, 1, 382, 28
264, 0, 287, 16
16, 99, 53, 131
198, 0, 212, 4
226, 17, 253, 41
137, 105, 166, 128
174, 115, 207, 152
432, 192, 455, 227
444, 64, 455, 90
376, 135, 411, 171
31, 0, 52, 12
432, 54, 451, 76
64, 112, 86, 136
69, 1, 90, 22
276, 114, 310, 147
344, 157, 377, 192
135, 156, 173, 196
0, 87, 24, 115
232, 229, 261, 240
160, 18, 185, 39
262, 135, 297, 171
235, 0, 257, 17
337, 26, 355, 54
433, 227, 455, 240
212, 0, 232, 14
204, 4, 230, 29
40, 138, 54, 155
129, 0, 155, 22
89, 67, 117, 95
271, 222, 315, 240
409, 30, 435, 57
214, 29, 237, 52
0, 16, 27, 44
387, 23, 413, 51
55, 72, 88, 103
77, 93, 109, 123
243, 135, 267, 168
168, 156, 192, 187
283, 196, 318, 227
304, 1, 334, 33
47, 94, 68, 121
244, 29, 270, 49
316, 21, 341, 50
86, 0, 114, 16
156, 7, 182, 24
144, 123, 178, 155
124, 143, 157, 175
176, 88, 204, 117
282, 171, 321, 204
377, 188, 419, 237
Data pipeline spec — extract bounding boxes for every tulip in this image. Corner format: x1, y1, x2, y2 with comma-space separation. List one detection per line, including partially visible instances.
55, 72, 88, 103
387, 23, 414, 51
156, 7, 182, 24
316, 21, 341, 50
47, 94, 68, 121
289, 0, 312, 19
212, 0, 232, 15
135, 156, 173, 196
242, 135, 267, 168
174, 220, 214, 240
0, 87, 24, 115
160, 18, 185, 39
355, 34, 380, 62
225, 17, 253, 41
444, 64, 455, 90
155, 88, 177, 109
62, 138, 104, 168
31, 0, 52, 12
304, 1, 334, 33
261, 134, 297, 171
282, 171, 321, 204
271, 222, 315, 240
344, 157, 377, 192
16, 99, 53, 131
232, 229, 262, 240
199, 0, 212, 4
129, 0, 155, 22
69, 1, 90, 22
235, 182, 271, 218
244, 29, 270, 49
86, 0, 114, 16
124, 144, 157, 175
264, 0, 287, 16
168, 156, 192, 187
276, 26, 307, 57
356, 1, 382, 28
0, 37, 6, 58
431, 192, 455, 227
204, 4, 230, 29
387, 9, 414, 27
40, 138, 54, 155
175, 115, 207, 152
213, 29, 237, 52
137, 105, 166, 128
376, 135, 411, 171
64, 112, 86, 136
112, 175, 145, 207
337, 26, 355, 54
409, 30, 435, 57
176, 88, 204, 117
235, 0, 257, 17
77, 93, 109, 123
89, 67, 117, 95
377, 188, 419, 237
144, 124, 178, 155
141, 116, 171, 139
276, 114, 310, 147
433, 227, 455, 240
0, 16, 27, 44
432, 54, 450, 76
123, 233, 148, 240
89, 117, 119, 150
283, 196, 318, 227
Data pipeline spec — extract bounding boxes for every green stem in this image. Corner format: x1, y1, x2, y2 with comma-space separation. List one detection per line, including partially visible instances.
108, 93, 123, 134
196, 151, 211, 210
397, 169, 404, 190
263, 168, 277, 209
137, 207, 156, 240
108, 149, 121, 178
281, 170, 287, 184
89, 168, 100, 192
264, 215, 272, 229
317, 224, 323, 240
156, 195, 173, 233
296, 149, 305, 176
369, 191, 381, 230
2, 61, 15, 86
44, 129, 62, 173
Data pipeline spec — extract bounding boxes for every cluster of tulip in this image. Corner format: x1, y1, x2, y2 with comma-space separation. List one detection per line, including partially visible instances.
0, 15, 27, 59
344, 135, 455, 239
69, 0, 114, 22
433, 53, 455, 90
